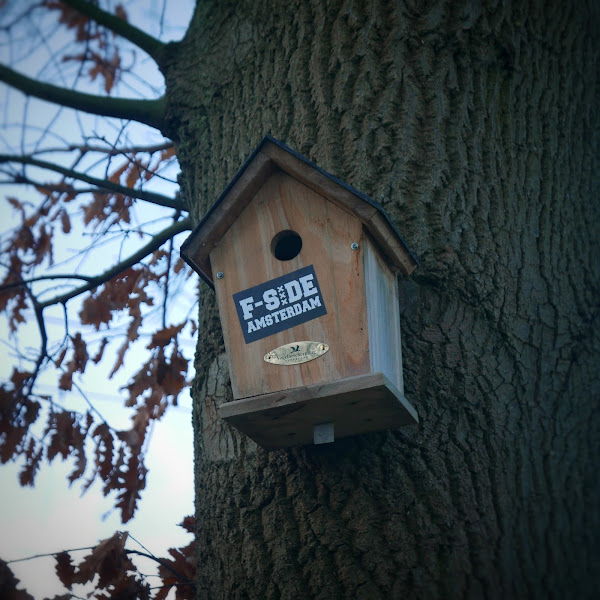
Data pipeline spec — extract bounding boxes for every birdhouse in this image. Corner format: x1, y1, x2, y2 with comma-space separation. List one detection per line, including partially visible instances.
181, 135, 419, 449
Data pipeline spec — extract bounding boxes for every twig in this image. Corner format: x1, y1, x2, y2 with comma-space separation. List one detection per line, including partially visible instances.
31, 141, 173, 157
37, 216, 192, 309
1, 153, 185, 210
7, 547, 95, 564
0, 274, 95, 293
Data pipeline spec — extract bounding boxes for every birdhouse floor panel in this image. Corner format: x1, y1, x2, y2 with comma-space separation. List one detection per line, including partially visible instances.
218, 372, 418, 449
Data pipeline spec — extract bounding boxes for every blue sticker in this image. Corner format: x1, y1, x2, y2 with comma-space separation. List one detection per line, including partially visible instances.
233, 265, 327, 344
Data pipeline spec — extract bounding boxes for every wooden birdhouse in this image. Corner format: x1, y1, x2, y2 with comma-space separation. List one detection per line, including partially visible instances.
181, 135, 419, 449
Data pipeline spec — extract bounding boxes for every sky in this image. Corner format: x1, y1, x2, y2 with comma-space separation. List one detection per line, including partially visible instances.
0, 2, 198, 597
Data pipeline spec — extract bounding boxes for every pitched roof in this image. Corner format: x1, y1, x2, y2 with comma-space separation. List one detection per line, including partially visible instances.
180, 135, 418, 286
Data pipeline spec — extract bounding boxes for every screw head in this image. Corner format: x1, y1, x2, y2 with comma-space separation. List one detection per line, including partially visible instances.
351, 242, 359, 251
216, 271, 224, 279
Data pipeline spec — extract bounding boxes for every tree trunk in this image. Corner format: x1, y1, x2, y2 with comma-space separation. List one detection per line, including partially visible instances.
163, 0, 599, 597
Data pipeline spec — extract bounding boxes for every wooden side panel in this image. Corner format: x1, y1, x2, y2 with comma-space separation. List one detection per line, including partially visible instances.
210, 169, 370, 400
364, 236, 404, 393
218, 372, 418, 449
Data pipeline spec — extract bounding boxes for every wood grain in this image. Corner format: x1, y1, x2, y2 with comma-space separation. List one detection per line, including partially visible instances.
364, 236, 404, 393
218, 371, 418, 449
366, 212, 418, 275
210, 168, 370, 400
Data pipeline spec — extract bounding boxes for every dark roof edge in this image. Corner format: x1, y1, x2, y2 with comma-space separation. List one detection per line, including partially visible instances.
180, 134, 419, 273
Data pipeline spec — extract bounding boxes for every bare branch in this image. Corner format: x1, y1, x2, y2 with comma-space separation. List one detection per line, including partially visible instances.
38, 216, 193, 309
0, 154, 186, 210
0, 274, 95, 293
0, 64, 166, 130
6, 547, 95, 564
0, 177, 97, 196
33, 141, 173, 157
61, 0, 167, 65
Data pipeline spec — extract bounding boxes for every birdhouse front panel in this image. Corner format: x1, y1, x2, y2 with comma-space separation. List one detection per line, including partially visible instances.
210, 168, 371, 400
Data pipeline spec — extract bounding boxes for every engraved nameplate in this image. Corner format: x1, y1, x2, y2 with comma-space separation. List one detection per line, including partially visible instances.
264, 341, 329, 366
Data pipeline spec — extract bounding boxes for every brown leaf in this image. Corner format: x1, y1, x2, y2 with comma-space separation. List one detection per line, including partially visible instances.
18, 437, 43, 487
7, 196, 25, 218
160, 345, 188, 399
79, 294, 112, 330
71, 333, 89, 373
147, 322, 186, 349
115, 4, 128, 21
155, 533, 195, 600
179, 516, 195, 533
60, 209, 71, 233
0, 559, 34, 600
54, 551, 76, 590
92, 338, 109, 364
72, 532, 135, 588
54, 347, 68, 369
114, 455, 147, 523
58, 371, 73, 392
109, 160, 130, 185
125, 158, 142, 189
92, 423, 114, 480
0, 389, 41, 464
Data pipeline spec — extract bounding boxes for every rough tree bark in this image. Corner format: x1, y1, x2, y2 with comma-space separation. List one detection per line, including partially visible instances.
162, 0, 599, 597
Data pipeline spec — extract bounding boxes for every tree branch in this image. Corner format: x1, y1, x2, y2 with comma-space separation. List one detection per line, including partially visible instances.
38, 216, 193, 309
61, 0, 166, 65
0, 64, 166, 130
0, 274, 95, 293
0, 154, 186, 210
0, 179, 98, 196
6, 547, 95, 564
34, 141, 173, 157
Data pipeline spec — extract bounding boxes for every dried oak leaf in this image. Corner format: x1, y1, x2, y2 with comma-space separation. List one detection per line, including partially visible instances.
18, 437, 43, 487
155, 521, 196, 600
80, 294, 113, 330
54, 551, 76, 590
95, 573, 150, 600
60, 333, 89, 389
92, 422, 115, 481
60, 209, 71, 233
0, 389, 40, 463
0, 559, 34, 600
45, 411, 87, 484
147, 323, 186, 349
92, 338, 109, 364
44, 1, 98, 42
113, 454, 147, 523
72, 532, 135, 588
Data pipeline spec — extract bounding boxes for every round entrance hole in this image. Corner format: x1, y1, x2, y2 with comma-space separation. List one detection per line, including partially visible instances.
271, 230, 302, 261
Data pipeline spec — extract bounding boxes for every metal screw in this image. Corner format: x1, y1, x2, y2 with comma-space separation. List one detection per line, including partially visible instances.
351, 242, 359, 251
216, 271, 224, 279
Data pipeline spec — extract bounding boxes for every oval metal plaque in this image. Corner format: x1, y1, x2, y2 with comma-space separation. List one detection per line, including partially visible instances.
264, 341, 329, 366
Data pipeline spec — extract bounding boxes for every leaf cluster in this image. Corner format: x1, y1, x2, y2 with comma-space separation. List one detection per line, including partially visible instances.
1, 1, 198, 597
2, 521, 196, 599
